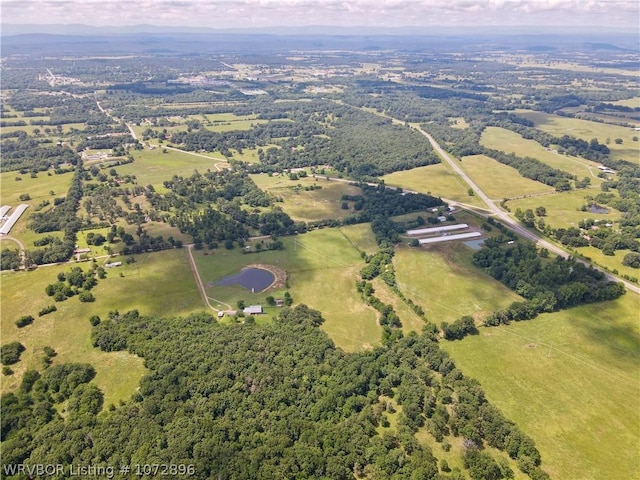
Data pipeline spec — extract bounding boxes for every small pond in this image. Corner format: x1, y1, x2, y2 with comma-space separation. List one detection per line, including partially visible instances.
215, 268, 275, 292
588, 204, 609, 214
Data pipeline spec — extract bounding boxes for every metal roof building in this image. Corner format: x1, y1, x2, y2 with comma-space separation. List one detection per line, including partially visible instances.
407, 224, 469, 236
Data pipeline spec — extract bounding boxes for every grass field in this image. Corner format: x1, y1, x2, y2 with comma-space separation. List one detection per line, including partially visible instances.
394, 243, 522, 324
339, 223, 381, 256
250, 173, 363, 222
193, 228, 381, 352
506, 190, 620, 229
117, 147, 225, 188
442, 293, 640, 480
0, 249, 203, 407
0, 170, 74, 246
609, 97, 640, 108
460, 154, 554, 199
383, 163, 485, 206
480, 126, 606, 179
514, 110, 640, 164
575, 245, 640, 280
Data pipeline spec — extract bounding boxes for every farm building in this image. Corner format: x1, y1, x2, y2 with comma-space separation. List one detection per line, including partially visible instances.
217, 311, 225, 318
0, 204, 29, 236
0, 206, 11, 219
243, 305, 263, 315
418, 232, 481, 245
105, 261, 123, 268
407, 224, 469, 236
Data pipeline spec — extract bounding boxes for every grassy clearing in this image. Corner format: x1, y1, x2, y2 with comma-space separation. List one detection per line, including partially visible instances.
442, 293, 640, 480
449, 117, 469, 129
1, 249, 202, 406
514, 110, 640, 164
460, 154, 554, 199
506, 190, 620, 229
118, 147, 223, 188
204, 119, 268, 132
480, 126, 605, 180
338, 223, 381, 256
250, 174, 363, 222
383, 163, 484, 206
576, 246, 640, 280
609, 97, 640, 108
0, 170, 74, 246
193, 229, 380, 352
394, 243, 522, 325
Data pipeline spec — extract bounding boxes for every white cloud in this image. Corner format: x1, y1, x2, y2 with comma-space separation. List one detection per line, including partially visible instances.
1, 0, 638, 28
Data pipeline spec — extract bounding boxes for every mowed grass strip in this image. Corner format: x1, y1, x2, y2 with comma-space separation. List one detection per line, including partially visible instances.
442, 294, 640, 480
0, 249, 203, 406
394, 243, 522, 324
251, 173, 363, 222
193, 228, 381, 352
383, 163, 484, 206
514, 110, 640, 164
460, 154, 554, 199
480, 126, 605, 180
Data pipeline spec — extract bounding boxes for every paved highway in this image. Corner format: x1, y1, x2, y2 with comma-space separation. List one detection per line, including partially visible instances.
412, 125, 640, 295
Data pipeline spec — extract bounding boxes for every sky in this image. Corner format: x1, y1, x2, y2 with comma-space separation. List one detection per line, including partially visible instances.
2, 0, 639, 29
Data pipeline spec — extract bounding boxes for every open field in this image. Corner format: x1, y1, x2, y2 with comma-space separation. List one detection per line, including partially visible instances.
193, 228, 380, 352
0, 170, 74, 246
442, 293, 640, 480
1, 249, 203, 406
383, 163, 485, 206
460, 154, 554, 199
609, 97, 640, 108
506, 190, 620, 229
394, 243, 523, 324
480, 126, 606, 179
576, 245, 640, 281
0, 123, 85, 136
514, 110, 640, 164
118, 147, 225, 188
339, 223, 382, 256
250, 173, 363, 222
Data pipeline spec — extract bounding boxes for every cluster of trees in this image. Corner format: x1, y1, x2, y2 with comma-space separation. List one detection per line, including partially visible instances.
0, 137, 80, 172
473, 241, 625, 326
0, 342, 26, 366
0, 249, 21, 271
441, 316, 478, 341
44, 265, 103, 302
2, 305, 548, 479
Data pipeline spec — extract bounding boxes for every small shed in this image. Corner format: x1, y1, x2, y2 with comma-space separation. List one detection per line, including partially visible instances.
217, 311, 225, 318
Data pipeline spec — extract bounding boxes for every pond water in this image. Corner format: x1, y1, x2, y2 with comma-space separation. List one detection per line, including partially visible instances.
589, 204, 609, 214
215, 268, 275, 292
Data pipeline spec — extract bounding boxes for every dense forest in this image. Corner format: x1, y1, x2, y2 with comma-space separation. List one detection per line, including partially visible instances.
2, 306, 549, 480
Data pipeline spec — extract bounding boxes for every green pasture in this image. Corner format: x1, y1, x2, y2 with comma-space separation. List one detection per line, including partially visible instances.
460, 154, 554, 199
0, 170, 74, 246
383, 163, 484, 206
338, 223, 381, 256
506, 190, 620, 229
250, 173, 363, 222
514, 110, 640, 164
576, 246, 640, 280
118, 147, 225, 188
480, 126, 606, 179
193, 228, 381, 352
1, 249, 202, 406
442, 293, 640, 480
609, 97, 640, 108
393, 243, 522, 325
1, 123, 85, 136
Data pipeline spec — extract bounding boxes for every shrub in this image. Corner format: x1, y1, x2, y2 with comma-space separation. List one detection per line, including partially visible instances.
1, 342, 26, 365
16, 315, 34, 328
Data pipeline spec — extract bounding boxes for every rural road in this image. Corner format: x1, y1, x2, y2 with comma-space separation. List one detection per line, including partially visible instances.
412, 125, 640, 295
186, 244, 231, 312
